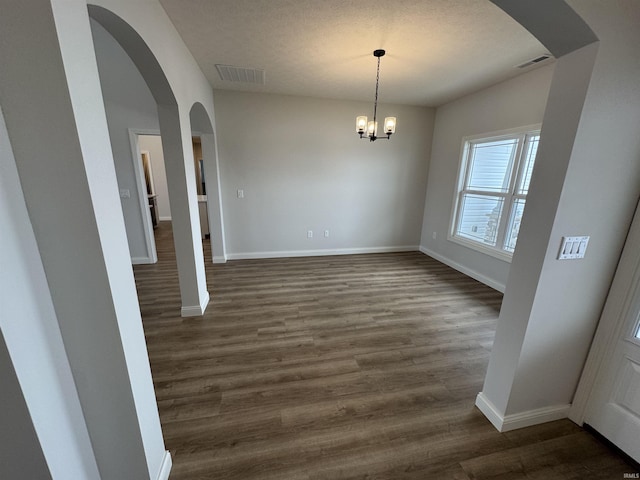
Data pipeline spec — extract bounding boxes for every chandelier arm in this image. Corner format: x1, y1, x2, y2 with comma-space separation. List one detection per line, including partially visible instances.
360, 133, 391, 142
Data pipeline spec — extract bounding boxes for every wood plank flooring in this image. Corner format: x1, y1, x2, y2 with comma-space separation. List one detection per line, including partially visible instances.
134, 222, 636, 480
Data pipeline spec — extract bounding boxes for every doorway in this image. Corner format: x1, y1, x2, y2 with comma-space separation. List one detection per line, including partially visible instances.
127, 131, 172, 264
130, 131, 210, 262
192, 136, 210, 241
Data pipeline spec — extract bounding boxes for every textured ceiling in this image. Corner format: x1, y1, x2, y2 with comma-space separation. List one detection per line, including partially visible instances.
158, 0, 551, 107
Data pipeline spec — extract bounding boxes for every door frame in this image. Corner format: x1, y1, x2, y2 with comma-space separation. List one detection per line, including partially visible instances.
127, 128, 160, 265
570, 199, 640, 425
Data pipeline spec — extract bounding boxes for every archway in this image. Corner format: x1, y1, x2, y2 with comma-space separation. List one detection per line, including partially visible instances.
89, 4, 209, 317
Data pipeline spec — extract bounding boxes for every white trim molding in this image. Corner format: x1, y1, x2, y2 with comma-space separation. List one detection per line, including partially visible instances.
155, 451, 172, 480
181, 291, 210, 317
226, 246, 419, 261
131, 256, 155, 265
419, 246, 505, 293
127, 129, 159, 265
476, 392, 570, 432
502, 404, 571, 432
447, 234, 513, 263
212, 255, 227, 264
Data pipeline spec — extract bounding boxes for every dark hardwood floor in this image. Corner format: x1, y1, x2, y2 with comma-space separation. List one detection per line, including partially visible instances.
134, 222, 635, 479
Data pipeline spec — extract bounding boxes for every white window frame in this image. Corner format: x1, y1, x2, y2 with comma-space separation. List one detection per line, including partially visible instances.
448, 124, 541, 262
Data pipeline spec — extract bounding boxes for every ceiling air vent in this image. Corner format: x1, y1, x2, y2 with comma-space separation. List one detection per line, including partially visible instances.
215, 64, 265, 84
516, 54, 552, 69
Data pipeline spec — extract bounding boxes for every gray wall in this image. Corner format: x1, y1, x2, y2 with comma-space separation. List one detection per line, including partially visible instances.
91, 18, 159, 261
419, 64, 555, 291
213, 90, 435, 258
0, 334, 51, 480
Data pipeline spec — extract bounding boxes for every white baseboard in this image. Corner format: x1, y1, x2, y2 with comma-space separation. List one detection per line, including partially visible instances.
131, 256, 153, 265
212, 255, 227, 264
502, 403, 571, 431
226, 245, 419, 261
158, 216, 172, 221
419, 246, 505, 293
475, 392, 505, 431
181, 290, 210, 317
155, 451, 172, 480
476, 392, 570, 432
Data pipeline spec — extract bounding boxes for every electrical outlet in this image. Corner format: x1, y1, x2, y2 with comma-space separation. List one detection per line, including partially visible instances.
307, 230, 313, 239
432, 232, 437, 240
237, 189, 244, 198
324, 230, 329, 238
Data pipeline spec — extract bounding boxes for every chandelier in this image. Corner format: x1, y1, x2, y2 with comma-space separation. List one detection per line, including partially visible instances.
356, 49, 396, 142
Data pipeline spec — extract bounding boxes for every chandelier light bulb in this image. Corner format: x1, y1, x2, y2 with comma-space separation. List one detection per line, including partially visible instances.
384, 117, 396, 135
356, 116, 368, 134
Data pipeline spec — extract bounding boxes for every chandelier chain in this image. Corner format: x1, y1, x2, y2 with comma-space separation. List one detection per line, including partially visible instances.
373, 56, 381, 126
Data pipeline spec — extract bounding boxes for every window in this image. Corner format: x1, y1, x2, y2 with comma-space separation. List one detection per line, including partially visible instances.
450, 127, 540, 260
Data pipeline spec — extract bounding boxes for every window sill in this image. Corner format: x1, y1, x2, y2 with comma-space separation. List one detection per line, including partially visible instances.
447, 234, 513, 263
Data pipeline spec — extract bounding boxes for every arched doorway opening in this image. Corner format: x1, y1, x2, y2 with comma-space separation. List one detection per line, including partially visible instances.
88, 4, 209, 316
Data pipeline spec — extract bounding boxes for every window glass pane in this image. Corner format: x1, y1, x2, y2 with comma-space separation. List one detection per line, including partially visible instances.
457, 194, 504, 247
504, 198, 526, 253
467, 139, 518, 193
518, 135, 539, 195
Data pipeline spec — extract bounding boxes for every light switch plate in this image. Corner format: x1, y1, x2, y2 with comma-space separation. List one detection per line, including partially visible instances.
558, 236, 589, 260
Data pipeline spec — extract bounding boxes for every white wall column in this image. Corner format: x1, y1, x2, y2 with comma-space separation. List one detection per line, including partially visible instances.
201, 133, 227, 263
158, 104, 210, 315
477, 43, 600, 428
0, 0, 168, 478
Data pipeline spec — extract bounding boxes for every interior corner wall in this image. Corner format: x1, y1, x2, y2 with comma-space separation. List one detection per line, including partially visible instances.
213, 90, 435, 258
90, 18, 159, 261
419, 64, 555, 291
139, 134, 171, 220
